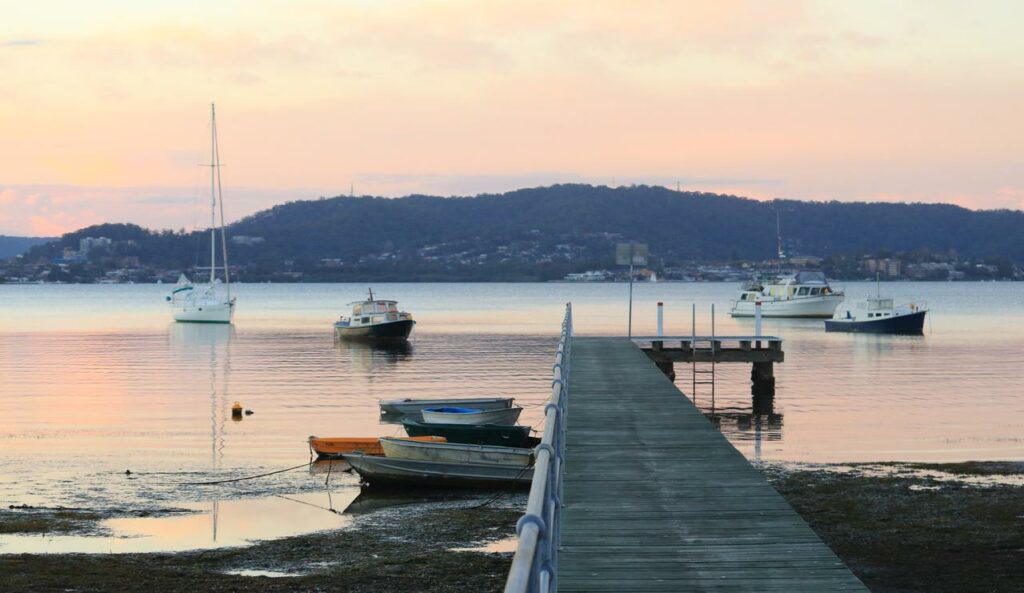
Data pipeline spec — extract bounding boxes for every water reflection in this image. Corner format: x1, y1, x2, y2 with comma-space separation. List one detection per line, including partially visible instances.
168, 323, 235, 543
342, 485, 481, 515
0, 493, 352, 554
689, 372, 784, 462
334, 340, 413, 376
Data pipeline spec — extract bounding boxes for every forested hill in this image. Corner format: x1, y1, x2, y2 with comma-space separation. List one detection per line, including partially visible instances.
0, 235, 52, 258
14, 184, 1024, 281
230, 184, 1023, 262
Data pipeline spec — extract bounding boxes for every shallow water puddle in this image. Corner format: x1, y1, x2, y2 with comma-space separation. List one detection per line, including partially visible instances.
451, 535, 518, 553
223, 569, 303, 578
0, 491, 356, 554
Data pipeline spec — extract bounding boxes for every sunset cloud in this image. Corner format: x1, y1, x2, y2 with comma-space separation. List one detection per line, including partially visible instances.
0, 1, 1021, 234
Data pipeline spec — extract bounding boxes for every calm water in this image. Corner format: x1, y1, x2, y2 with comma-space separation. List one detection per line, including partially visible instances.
0, 282, 1022, 551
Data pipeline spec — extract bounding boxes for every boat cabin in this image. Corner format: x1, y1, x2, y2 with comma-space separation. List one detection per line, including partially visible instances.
839, 297, 925, 321
339, 299, 412, 327
736, 271, 837, 302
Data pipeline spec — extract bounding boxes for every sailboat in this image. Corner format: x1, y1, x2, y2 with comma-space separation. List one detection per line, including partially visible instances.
167, 104, 236, 324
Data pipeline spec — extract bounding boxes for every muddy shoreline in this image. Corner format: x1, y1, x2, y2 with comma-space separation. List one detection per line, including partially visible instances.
764, 461, 1024, 593
1, 492, 523, 593
2, 462, 1022, 592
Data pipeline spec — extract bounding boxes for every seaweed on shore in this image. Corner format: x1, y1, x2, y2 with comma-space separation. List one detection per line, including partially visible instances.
764, 462, 1024, 593
0, 497, 521, 593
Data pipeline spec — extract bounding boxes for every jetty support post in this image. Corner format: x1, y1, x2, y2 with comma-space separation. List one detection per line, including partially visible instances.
751, 360, 775, 397
650, 339, 675, 382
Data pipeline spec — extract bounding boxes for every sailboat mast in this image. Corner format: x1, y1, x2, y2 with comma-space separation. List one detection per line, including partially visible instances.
212, 104, 231, 299
209, 104, 217, 286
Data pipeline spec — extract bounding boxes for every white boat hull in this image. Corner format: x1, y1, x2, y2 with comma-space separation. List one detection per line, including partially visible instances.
421, 406, 523, 426
379, 397, 514, 416
171, 301, 235, 324
730, 294, 843, 318
379, 438, 533, 467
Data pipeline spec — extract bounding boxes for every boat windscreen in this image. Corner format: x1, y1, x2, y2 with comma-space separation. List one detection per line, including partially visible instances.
869, 298, 893, 310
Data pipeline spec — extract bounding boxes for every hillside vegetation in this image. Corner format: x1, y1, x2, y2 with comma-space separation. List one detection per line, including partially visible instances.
12, 184, 1024, 281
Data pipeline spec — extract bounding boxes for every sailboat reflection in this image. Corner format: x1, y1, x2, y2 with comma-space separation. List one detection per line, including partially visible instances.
168, 323, 234, 542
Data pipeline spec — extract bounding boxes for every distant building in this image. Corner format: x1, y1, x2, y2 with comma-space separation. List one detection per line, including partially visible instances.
788, 255, 822, 266
231, 236, 265, 246
564, 270, 611, 282
79, 236, 112, 255
863, 258, 901, 278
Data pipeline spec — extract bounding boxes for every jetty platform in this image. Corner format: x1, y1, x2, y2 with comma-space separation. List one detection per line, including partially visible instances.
505, 306, 867, 592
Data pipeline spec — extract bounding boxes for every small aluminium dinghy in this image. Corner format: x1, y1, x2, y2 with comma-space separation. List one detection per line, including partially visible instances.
343, 453, 534, 489
379, 437, 534, 468
378, 397, 514, 417
308, 435, 446, 459
420, 406, 523, 426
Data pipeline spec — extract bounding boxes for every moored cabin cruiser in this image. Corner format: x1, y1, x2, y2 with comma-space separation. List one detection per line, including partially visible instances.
334, 289, 415, 343
825, 294, 928, 334
729, 271, 844, 318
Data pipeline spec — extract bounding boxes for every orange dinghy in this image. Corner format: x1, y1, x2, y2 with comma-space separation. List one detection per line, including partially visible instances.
309, 435, 446, 459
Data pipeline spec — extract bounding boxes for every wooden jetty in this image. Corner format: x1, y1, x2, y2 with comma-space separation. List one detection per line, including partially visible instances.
557, 337, 866, 592
634, 335, 784, 389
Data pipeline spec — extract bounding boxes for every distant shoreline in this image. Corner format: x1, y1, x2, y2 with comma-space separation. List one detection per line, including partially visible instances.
1, 278, 1020, 285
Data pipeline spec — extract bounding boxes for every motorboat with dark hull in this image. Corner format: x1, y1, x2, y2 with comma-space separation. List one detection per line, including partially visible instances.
402, 419, 539, 448
825, 293, 928, 335
334, 289, 415, 343
335, 319, 414, 341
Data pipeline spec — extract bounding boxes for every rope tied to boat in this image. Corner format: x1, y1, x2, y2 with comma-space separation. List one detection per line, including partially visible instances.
181, 462, 312, 485
466, 462, 534, 510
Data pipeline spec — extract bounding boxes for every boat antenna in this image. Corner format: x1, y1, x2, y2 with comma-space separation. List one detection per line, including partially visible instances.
876, 271, 880, 298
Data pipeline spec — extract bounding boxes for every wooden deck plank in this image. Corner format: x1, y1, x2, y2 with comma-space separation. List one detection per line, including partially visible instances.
558, 337, 867, 592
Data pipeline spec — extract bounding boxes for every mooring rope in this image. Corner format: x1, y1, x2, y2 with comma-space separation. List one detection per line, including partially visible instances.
467, 463, 533, 510
181, 462, 312, 485
272, 492, 341, 515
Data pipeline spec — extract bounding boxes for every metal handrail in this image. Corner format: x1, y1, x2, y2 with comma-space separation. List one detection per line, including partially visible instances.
504, 303, 572, 593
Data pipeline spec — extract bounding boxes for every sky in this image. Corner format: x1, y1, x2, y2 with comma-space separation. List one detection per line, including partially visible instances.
1, 0, 1023, 236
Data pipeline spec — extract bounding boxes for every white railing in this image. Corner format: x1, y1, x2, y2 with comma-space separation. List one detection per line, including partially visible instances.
504, 303, 572, 593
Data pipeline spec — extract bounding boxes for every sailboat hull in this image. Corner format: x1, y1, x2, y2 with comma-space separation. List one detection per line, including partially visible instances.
172, 301, 235, 324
